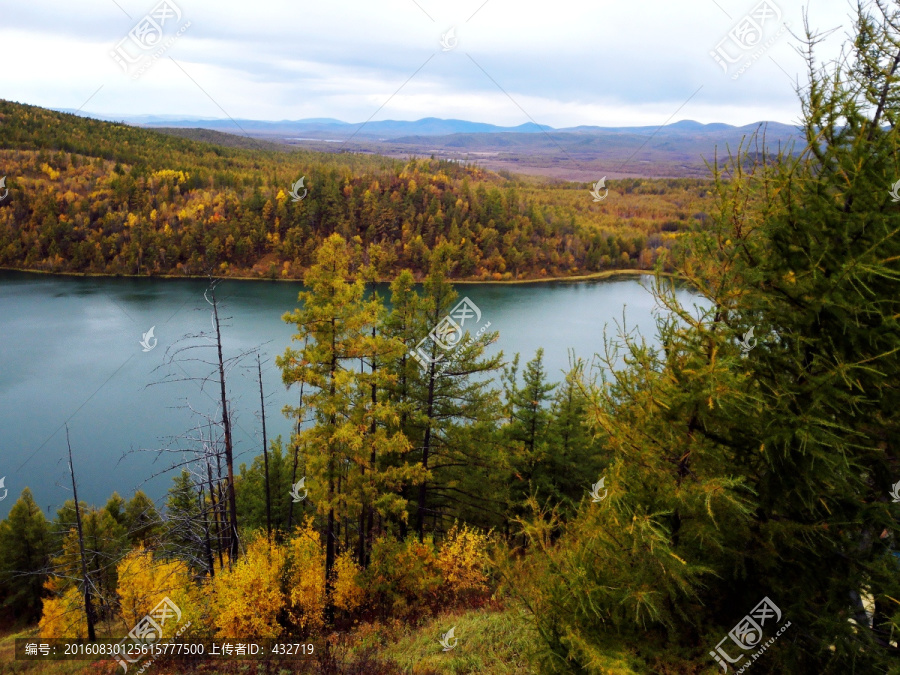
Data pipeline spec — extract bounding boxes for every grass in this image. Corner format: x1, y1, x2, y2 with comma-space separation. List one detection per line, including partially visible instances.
0, 605, 537, 675
0, 625, 100, 675
349, 605, 538, 674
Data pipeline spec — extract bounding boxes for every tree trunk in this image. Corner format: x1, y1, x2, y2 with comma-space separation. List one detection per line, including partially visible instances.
360, 329, 378, 567
417, 358, 437, 542
66, 427, 97, 641
199, 486, 215, 578
287, 337, 308, 532
210, 283, 239, 561
288, 434, 299, 531
258, 354, 272, 540
324, 317, 337, 624
215, 452, 231, 570
206, 460, 224, 572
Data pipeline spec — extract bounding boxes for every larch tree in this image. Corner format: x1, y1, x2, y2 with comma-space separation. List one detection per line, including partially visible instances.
0, 488, 51, 623
390, 248, 503, 541
517, 2, 900, 672
278, 233, 408, 620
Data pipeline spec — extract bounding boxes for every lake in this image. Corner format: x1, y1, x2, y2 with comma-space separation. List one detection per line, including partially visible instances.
0, 271, 706, 518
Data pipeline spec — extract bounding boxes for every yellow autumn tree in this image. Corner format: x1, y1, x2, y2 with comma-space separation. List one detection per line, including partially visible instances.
332, 551, 364, 613
39, 585, 86, 639
436, 524, 490, 599
115, 547, 193, 637
212, 536, 285, 638
285, 519, 326, 630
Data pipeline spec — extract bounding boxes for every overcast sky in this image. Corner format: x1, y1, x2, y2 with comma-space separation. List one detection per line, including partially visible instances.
0, 0, 854, 127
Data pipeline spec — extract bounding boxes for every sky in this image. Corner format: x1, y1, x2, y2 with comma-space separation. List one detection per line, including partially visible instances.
0, 0, 854, 128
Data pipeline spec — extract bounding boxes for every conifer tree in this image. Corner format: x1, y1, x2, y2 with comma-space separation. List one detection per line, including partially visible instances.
516, 4, 900, 672
123, 491, 161, 547
278, 233, 410, 619
0, 488, 51, 622
163, 471, 206, 573
391, 248, 503, 540
545, 355, 602, 510
502, 349, 557, 518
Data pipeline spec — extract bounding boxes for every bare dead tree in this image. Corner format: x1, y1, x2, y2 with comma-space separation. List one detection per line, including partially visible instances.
140, 278, 260, 566
215, 452, 231, 569
205, 454, 224, 571
207, 280, 240, 562
65, 425, 97, 641
287, 336, 310, 532
198, 486, 215, 578
257, 354, 272, 539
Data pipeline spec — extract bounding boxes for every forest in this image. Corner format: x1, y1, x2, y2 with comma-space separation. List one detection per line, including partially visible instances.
1, 3, 900, 674
0, 99, 711, 281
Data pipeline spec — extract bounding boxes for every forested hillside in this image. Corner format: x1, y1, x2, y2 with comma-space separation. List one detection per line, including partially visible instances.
1, 3, 900, 672
4, 3, 899, 673
0, 100, 712, 281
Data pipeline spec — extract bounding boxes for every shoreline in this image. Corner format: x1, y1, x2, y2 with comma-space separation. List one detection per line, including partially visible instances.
0, 266, 670, 285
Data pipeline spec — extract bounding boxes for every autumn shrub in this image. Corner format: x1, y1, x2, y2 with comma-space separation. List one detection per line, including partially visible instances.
364, 535, 442, 618
434, 524, 491, 603
38, 585, 86, 639
333, 550, 365, 613
211, 534, 286, 638
115, 546, 192, 634
284, 518, 326, 631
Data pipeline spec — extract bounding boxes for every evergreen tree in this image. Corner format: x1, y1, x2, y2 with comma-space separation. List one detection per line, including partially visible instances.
0, 488, 51, 622
502, 349, 557, 517
236, 438, 295, 534
393, 249, 504, 539
516, 4, 900, 672
278, 233, 410, 619
163, 471, 205, 573
123, 491, 161, 547
545, 355, 603, 510
51, 501, 127, 622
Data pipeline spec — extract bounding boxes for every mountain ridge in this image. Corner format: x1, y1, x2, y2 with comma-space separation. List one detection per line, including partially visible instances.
50, 109, 798, 139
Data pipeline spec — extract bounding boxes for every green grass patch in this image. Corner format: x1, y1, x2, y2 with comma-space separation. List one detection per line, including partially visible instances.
364, 606, 537, 674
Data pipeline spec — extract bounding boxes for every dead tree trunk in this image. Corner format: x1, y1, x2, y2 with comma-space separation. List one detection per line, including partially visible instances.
257, 354, 272, 540
215, 452, 231, 570
65, 426, 97, 641
198, 486, 215, 578
208, 283, 239, 561
206, 459, 224, 572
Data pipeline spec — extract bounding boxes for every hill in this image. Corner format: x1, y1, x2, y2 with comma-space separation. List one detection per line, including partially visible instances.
0, 99, 715, 281
60, 109, 800, 179
133, 115, 798, 180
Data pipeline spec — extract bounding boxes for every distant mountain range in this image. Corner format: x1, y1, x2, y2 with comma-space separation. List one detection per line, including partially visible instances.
55, 110, 797, 139
54, 110, 801, 180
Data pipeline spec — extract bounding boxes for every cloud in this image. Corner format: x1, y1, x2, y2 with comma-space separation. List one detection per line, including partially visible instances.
0, 0, 853, 125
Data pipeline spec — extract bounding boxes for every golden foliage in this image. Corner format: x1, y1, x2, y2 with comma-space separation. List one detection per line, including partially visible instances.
39, 586, 85, 639
151, 169, 187, 184
211, 536, 285, 638
40, 162, 60, 180
436, 524, 490, 596
366, 536, 442, 616
285, 519, 326, 630
332, 551, 364, 613
116, 547, 192, 633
